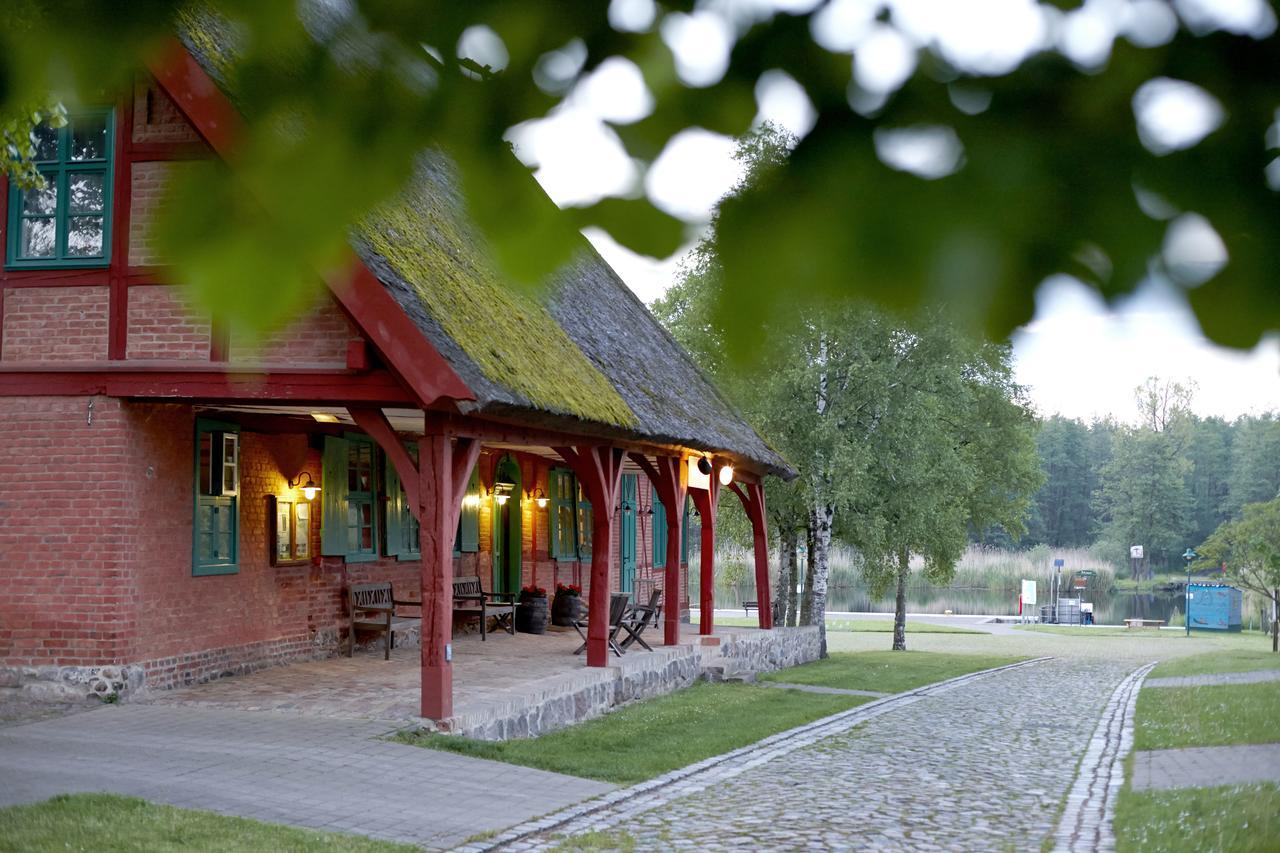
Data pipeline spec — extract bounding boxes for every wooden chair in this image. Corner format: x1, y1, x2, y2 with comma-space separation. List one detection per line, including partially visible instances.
573, 593, 633, 657
452, 576, 519, 641
347, 582, 419, 660
620, 589, 663, 651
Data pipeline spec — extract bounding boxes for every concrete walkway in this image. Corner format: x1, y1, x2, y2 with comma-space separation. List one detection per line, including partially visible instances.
1133, 744, 1280, 791
1143, 669, 1280, 689
0, 704, 612, 850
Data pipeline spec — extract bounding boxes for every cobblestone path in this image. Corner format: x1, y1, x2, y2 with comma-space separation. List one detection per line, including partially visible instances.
530, 659, 1139, 852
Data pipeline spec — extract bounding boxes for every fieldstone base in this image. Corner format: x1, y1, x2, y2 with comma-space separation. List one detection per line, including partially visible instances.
436, 627, 822, 740
0, 664, 146, 704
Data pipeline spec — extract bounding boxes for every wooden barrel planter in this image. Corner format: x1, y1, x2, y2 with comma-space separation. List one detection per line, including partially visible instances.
551, 591, 582, 627
517, 594, 549, 634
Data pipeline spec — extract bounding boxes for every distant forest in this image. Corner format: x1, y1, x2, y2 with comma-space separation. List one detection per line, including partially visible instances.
977, 397, 1280, 572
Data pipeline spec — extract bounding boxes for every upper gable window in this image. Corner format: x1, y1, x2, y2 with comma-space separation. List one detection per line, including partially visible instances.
6, 109, 114, 269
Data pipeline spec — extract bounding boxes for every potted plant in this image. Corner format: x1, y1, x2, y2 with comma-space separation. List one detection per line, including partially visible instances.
516, 585, 548, 634
551, 582, 582, 626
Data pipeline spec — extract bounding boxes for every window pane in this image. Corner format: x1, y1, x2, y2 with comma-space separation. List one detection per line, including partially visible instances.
19, 218, 57, 258
31, 124, 58, 161
66, 216, 104, 257
198, 434, 212, 495
22, 184, 57, 215
70, 115, 108, 161
68, 173, 103, 213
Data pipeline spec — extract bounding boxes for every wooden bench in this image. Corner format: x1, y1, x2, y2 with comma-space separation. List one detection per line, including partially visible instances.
452, 576, 518, 641
347, 582, 419, 660
743, 600, 758, 618
1124, 618, 1166, 630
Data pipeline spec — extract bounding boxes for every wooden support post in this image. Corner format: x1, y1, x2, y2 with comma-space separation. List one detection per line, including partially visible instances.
418, 421, 479, 720
730, 481, 773, 629
689, 459, 725, 636
630, 452, 688, 646
554, 445, 625, 666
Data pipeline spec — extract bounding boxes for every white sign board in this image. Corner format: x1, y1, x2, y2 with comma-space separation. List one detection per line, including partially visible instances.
687, 456, 710, 491
1130, 545, 1144, 560
1021, 579, 1037, 606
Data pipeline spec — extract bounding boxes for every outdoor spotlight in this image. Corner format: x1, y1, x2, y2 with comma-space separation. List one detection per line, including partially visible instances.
718, 465, 734, 486
289, 471, 321, 500
495, 493, 510, 506
534, 488, 548, 509
697, 457, 713, 476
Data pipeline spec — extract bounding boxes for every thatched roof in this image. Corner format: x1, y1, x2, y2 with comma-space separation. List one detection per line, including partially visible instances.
178, 25, 792, 478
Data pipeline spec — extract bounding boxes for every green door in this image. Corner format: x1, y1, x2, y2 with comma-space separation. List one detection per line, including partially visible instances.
491, 455, 523, 595
620, 474, 637, 595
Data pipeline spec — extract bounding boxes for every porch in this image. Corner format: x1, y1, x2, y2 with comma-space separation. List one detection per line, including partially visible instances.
142, 624, 821, 740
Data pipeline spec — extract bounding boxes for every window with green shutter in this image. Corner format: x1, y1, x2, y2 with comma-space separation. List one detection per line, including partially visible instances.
548, 468, 578, 560
576, 480, 593, 559
682, 496, 692, 565
457, 468, 481, 553
385, 451, 420, 560
653, 495, 667, 568
193, 419, 239, 575
320, 434, 379, 562
6, 109, 114, 269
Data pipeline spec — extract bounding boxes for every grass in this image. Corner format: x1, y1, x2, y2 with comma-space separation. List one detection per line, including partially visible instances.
551, 830, 638, 851
757, 650, 1026, 693
714, 616, 984, 634
1013, 626, 1177, 637
1133, 682, 1280, 750
0, 793, 412, 853
1114, 783, 1280, 852
1149, 647, 1280, 678
395, 682, 867, 785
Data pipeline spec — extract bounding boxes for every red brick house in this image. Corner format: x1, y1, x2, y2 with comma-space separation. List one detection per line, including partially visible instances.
0, 35, 789, 720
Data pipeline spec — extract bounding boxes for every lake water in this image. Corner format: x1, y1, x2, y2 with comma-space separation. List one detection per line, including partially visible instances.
713, 585, 1184, 625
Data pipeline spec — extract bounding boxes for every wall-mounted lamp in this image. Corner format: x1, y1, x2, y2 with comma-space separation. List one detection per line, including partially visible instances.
463, 493, 482, 509
718, 464, 735, 486
493, 477, 514, 506
289, 471, 321, 501
533, 488, 548, 509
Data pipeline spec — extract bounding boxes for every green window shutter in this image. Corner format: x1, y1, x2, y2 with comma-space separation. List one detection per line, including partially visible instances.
6, 108, 114, 270
192, 419, 239, 576
653, 495, 667, 568
681, 497, 691, 565
320, 436, 349, 556
460, 469, 480, 552
576, 480, 593, 559
385, 456, 402, 558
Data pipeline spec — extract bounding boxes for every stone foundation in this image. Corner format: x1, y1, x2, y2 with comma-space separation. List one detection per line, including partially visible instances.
438, 627, 821, 740
0, 663, 147, 704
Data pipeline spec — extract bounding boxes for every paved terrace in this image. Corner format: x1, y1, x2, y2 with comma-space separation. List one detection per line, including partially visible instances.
141, 623, 818, 738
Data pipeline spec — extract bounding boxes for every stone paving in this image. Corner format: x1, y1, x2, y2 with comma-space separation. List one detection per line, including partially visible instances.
488, 657, 1140, 852
1143, 668, 1280, 689
0, 704, 612, 850
1132, 743, 1280, 791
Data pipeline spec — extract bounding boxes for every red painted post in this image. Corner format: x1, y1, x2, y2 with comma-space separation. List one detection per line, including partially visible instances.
731, 481, 773, 629
418, 430, 454, 720
689, 460, 724, 636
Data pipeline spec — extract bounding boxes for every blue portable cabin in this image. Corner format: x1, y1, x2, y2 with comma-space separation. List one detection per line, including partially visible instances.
1187, 583, 1243, 632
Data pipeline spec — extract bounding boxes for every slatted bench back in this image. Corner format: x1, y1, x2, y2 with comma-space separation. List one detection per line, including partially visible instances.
453, 576, 483, 598
350, 582, 393, 611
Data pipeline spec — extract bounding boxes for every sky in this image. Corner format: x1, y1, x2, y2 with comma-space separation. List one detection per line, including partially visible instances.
500, 0, 1279, 424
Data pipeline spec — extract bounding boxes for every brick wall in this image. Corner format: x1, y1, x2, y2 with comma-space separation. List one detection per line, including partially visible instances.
132, 77, 204, 145
0, 396, 137, 665
129, 161, 200, 268
0, 286, 110, 362
227, 296, 361, 367
126, 286, 212, 360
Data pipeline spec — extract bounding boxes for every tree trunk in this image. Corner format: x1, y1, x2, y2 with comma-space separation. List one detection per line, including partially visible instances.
893, 550, 909, 651
775, 525, 796, 628
810, 502, 833, 657
1273, 589, 1278, 653
799, 509, 816, 626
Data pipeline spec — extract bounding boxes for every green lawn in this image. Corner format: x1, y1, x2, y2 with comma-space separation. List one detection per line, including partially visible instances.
1133, 682, 1280, 750
396, 682, 867, 785
1114, 783, 1280, 853
1149, 647, 1280, 678
0, 794, 411, 853
1013, 625, 1175, 638
713, 616, 982, 634
757, 650, 1026, 693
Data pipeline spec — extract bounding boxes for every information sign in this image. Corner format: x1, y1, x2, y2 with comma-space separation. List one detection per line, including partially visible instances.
1130, 545, 1144, 560
1021, 579, 1037, 607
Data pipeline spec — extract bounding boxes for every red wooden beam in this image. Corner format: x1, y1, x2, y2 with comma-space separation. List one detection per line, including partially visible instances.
555, 445, 625, 666
730, 481, 773, 629
689, 459, 727, 636
630, 452, 688, 646
349, 407, 420, 513
148, 38, 245, 156
108, 92, 134, 361
0, 366, 415, 403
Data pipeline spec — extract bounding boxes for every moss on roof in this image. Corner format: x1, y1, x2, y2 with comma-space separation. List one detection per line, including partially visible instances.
358, 157, 636, 427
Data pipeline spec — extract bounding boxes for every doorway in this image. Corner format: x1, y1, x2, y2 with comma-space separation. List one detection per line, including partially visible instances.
619, 474, 637, 596
491, 455, 523, 596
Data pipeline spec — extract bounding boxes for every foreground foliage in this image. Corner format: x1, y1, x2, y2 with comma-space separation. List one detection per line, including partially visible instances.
0, 793, 410, 853
396, 682, 866, 785
1133, 682, 1280, 750
757, 651, 1025, 694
